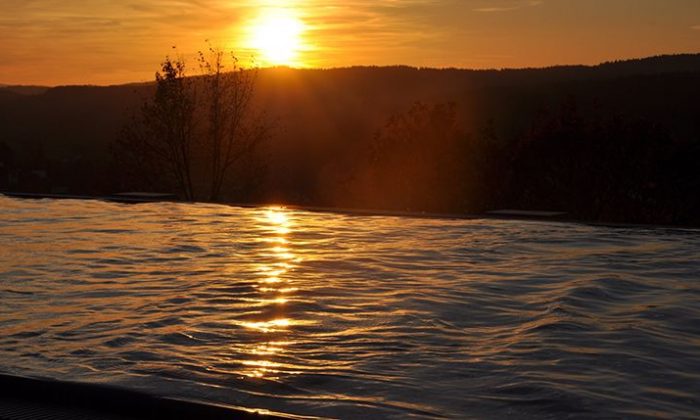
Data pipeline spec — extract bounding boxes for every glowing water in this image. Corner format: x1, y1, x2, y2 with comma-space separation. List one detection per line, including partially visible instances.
1, 196, 699, 418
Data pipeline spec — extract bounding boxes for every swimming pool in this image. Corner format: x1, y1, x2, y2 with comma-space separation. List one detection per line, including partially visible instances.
1, 196, 699, 418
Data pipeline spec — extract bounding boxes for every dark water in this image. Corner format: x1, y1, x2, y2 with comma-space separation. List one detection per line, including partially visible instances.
1, 196, 699, 419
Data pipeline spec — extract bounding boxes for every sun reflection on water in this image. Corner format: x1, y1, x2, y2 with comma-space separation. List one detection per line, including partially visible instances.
239, 207, 300, 379
240, 318, 291, 333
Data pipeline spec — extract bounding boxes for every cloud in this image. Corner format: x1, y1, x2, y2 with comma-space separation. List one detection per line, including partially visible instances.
1, 0, 697, 85
473, 6, 518, 12
0, 0, 454, 83
473, 0, 543, 13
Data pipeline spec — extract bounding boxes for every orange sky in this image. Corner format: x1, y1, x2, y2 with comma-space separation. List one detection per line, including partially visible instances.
1, 0, 699, 86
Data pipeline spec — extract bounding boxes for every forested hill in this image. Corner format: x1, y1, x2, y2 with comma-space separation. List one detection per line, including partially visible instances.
1, 53, 699, 225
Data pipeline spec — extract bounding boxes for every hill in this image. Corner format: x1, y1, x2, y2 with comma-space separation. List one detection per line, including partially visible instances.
1, 53, 699, 224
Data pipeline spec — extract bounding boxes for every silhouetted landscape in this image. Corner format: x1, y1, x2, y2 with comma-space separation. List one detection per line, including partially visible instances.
5, 1, 700, 417
2, 53, 700, 225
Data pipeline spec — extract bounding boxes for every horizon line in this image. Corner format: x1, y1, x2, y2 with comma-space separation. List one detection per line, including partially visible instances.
2, 51, 699, 89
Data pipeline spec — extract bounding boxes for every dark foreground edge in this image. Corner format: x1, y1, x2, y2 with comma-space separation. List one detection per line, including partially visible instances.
0, 373, 294, 420
4, 191, 700, 230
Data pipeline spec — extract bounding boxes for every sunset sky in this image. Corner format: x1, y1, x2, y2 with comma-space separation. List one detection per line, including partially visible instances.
1, 0, 699, 86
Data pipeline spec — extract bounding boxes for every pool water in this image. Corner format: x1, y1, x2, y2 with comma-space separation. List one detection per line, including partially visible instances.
1, 196, 699, 418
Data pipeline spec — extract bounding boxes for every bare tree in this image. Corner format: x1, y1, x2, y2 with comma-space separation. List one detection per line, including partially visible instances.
198, 46, 268, 201
116, 45, 268, 202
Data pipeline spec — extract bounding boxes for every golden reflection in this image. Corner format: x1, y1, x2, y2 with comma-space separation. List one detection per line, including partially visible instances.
260, 296, 289, 305
239, 207, 302, 379
240, 359, 287, 379
258, 287, 298, 293
245, 8, 307, 67
260, 237, 288, 245
239, 341, 290, 379
266, 208, 289, 225
240, 318, 291, 333
250, 341, 289, 356
270, 247, 296, 260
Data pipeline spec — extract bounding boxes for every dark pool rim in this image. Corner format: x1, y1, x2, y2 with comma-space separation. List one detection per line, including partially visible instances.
2, 190, 699, 230
0, 373, 299, 420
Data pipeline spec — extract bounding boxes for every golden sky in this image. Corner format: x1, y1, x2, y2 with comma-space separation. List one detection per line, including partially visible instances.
1, 0, 699, 86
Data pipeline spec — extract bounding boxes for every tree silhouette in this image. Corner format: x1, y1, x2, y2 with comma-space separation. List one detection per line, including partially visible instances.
116, 46, 268, 201
360, 102, 464, 211
197, 46, 268, 201
117, 55, 196, 200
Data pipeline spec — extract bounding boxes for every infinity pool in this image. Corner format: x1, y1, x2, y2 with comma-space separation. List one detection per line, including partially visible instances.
1, 196, 699, 418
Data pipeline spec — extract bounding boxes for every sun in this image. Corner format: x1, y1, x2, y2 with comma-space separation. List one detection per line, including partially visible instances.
247, 9, 305, 66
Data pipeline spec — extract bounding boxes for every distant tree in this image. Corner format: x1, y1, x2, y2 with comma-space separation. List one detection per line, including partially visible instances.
359, 102, 464, 211
115, 46, 268, 201
117, 55, 197, 200
465, 118, 509, 211
0, 140, 14, 189
0, 140, 13, 166
197, 46, 268, 201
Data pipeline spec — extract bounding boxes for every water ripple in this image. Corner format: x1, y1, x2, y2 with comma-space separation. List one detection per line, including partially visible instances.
1, 196, 700, 418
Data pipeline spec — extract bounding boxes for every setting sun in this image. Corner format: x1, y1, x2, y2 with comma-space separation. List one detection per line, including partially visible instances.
247, 9, 305, 66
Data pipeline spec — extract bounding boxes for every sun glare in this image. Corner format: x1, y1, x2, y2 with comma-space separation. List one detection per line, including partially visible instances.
247, 9, 305, 66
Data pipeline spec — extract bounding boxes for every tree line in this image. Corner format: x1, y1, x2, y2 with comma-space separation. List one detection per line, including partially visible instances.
341, 98, 699, 225
2, 54, 699, 225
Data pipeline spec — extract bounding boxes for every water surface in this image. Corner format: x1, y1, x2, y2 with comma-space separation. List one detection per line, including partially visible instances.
1, 196, 699, 418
